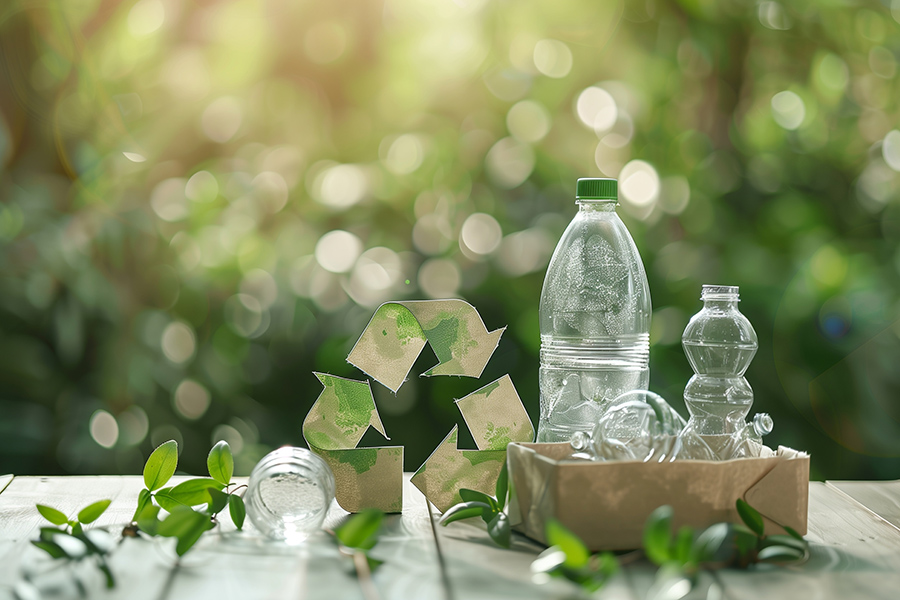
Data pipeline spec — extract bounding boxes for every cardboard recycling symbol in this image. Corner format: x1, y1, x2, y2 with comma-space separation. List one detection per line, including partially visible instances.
302, 300, 534, 513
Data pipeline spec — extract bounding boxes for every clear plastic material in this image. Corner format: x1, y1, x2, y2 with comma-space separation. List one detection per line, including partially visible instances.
680, 285, 760, 459
728, 412, 774, 459
569, 391, 689, 462
245, 447, 336, 543
537, 185, 652, 442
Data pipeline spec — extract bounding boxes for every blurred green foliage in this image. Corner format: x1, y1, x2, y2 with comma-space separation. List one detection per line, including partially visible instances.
1, 0, 899, 480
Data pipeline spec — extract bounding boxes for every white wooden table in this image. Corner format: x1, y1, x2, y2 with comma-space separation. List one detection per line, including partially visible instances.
0, 474, 898, 600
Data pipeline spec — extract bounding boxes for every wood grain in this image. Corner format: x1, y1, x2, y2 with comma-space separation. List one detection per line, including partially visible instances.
0, 475, 447, 600
714, 482, 900, 600
827, 480, 900, 532
5, 476, 900, 600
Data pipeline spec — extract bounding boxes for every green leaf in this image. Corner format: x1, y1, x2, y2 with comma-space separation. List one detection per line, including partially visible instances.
595, 551, 619, 578
336, 509, 384, 550
643, 505, 674, 565
137, 505, 161, 536
39, 527, 63, 542
132, 488, 152, 522
143, 440, 178, 492
31, 540, 67, 559
157, 506, 214, 556
153, 488, 185, 512
459, 488, 497, 510
50, 532, 87, 558
439, 502, 491, 526
207, 441, 234, 487
366, 556, 384, 572
71, 522, 83, 536
36, 504, 68, 526
732, 524, 758, 557
77, 500, 111, 524
487, 512, 510, 548
673, 526, 694, 564
167, 478, 226, 506
495, 462, 509, 511
78, 529, 115, 555
736, 499, 765, 537
763, 534, 808, 554
692, 522, 729, 563
757, 544, 805, 562
208, 488, 229, 514
545, 519, 589, 569
783, 526, 804, 541
531, 547, 566, 574
229, 494, 246, 530
98, 561, 115, 589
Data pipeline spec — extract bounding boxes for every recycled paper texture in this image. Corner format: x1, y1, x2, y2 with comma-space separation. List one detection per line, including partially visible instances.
507, 442, 809, 551
304, 299, 533, 513
302, 374, 403, 513
411, 374, 534, 512
347, 300, 505, 392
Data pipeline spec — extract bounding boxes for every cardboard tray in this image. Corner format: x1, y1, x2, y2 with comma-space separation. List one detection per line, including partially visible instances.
507, 442, 809, 551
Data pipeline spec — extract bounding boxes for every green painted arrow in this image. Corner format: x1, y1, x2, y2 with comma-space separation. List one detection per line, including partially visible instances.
302, 373, 403, 513
347, 299, 505, 393
411, 375, 534, 512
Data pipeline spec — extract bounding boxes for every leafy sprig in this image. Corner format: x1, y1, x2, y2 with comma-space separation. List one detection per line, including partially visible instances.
439, 463, 511, 548
333, 509, 386, 573
640, 499, 809, 597
531, 520, 619, 592
330, 510, 386, 600
128, 439, 247, 556
30, 500, 116, 588
732, 499, 809, 566
530, 500, 809, 595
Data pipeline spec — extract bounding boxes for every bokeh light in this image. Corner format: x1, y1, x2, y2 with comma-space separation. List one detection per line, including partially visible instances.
90, 411, 119, 449
2, 0, 899, 480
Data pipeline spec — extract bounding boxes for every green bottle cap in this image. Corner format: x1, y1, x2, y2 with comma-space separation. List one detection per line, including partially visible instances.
575, 178, 617, 201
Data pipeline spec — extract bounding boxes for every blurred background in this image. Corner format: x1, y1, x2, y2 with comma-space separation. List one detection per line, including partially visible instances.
1, 0, 899, 481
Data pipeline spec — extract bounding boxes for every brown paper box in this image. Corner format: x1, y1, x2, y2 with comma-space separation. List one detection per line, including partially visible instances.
507, 442, 809, 551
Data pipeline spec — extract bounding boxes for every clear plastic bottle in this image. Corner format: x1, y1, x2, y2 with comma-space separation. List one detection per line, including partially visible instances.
537, 178, 652, 442
681, 285, 758, 458
245, 447, 336, 543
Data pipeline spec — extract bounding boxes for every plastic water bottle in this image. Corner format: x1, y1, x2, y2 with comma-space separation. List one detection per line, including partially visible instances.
537, 178, 651, 442
681, 285, 759, 458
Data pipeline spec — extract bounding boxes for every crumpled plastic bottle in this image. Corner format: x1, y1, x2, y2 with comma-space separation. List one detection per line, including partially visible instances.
569, 391, 713, 462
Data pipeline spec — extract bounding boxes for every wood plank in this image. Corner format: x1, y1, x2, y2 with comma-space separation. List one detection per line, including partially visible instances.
430, 503, 638, 600
714, 482, 900, 600
0, 475, 448, 600
827, 480, 900, 532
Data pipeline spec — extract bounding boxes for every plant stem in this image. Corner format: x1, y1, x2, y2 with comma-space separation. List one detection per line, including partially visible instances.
352, 551, 382, 600
155, 558, 180, 600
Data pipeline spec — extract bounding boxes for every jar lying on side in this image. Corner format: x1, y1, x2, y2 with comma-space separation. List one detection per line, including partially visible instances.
245, 447, 336, 543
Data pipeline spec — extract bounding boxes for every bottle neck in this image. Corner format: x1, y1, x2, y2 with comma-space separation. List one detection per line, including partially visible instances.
576, 200, 617, 213
702, 299, 739, 311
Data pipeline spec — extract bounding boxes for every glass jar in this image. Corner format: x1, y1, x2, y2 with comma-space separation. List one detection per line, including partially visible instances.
245, 447, 336, 543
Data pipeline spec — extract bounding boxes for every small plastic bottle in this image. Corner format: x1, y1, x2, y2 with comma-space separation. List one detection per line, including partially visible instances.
729, 413, 774, 459
681, 285, 758, 458
537, 178, 652, 442
245, 447, 336, 543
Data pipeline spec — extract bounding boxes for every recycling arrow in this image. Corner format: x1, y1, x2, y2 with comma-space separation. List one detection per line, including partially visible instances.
302, 373, 403, 513
411, 374, 533, 512
305, 300, 533, 513
347, 300, 504, 393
